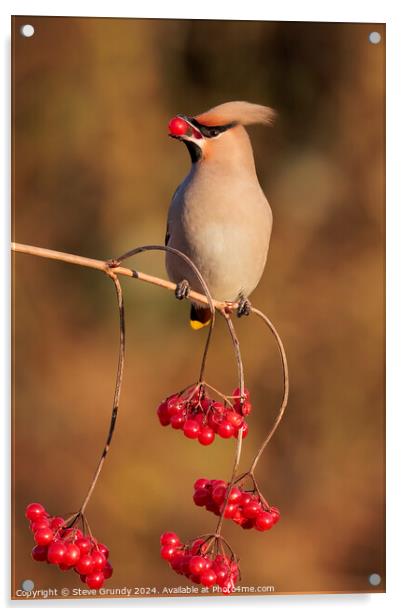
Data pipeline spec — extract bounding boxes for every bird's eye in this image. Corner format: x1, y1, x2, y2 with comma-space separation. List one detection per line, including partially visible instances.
209, 129, 220, 138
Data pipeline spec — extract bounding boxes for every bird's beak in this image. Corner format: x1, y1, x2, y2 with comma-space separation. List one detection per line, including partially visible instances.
168, 114, 204, 142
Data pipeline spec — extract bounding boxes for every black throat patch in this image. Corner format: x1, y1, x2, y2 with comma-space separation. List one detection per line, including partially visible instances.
184, 140, 202, 163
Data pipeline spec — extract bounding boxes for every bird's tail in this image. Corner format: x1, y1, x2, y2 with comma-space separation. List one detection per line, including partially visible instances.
190, 304, 212, 330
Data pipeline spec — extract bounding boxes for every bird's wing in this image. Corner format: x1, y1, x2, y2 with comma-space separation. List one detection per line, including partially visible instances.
165, 184, 182, 246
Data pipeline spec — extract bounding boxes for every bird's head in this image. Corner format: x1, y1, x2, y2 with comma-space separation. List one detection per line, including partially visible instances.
168, 101, 276, 166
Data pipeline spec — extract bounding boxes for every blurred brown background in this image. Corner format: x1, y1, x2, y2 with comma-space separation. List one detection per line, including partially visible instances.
12, 16, 385, 597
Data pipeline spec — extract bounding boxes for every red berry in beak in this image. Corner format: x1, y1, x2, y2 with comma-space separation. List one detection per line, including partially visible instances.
168, 116, 189, 136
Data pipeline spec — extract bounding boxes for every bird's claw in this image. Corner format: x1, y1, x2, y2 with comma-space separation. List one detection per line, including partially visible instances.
175, 279, 191, 300
106, 258, 121, 269
236, 297, 252, 318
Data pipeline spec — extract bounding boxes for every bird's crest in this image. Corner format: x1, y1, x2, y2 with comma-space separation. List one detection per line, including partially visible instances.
195, 101, 276, 128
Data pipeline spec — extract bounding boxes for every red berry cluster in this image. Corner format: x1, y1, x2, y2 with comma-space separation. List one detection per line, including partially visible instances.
160, 532, 239, 594
193, 479, 281, 531
26, 503, 113, 589
157, 385, 252, 445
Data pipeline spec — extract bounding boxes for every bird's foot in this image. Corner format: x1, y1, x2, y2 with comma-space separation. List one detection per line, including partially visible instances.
106, 258, 121, 269
236, 295, 252, 318
175, 279, 191, 300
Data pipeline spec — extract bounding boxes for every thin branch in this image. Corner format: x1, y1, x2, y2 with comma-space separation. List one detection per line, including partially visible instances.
223, 312, 245, 400
12, 242, 229, 311
215, 313, 245, 536
215, 428, 244, 536
248, 307, 289, 474
79, 272, 125, 514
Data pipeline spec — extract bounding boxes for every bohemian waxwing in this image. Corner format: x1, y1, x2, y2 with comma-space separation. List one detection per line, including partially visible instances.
165, 101, 275, 329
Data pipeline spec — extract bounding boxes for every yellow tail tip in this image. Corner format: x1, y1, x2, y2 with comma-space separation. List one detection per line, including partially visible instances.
190, 319, 211, 330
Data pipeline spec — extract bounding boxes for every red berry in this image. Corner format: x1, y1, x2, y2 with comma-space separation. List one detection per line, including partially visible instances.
228, 486, 242, 504
211, 401, 225, 414
193, 478, 209, 491
170, 551, 185, 571
193, 412, 204, 424
200, 569, 217, 586
241, 518, 255, 529
96, 543, 109, 559
50, 516, 65, 530
75, 554, 94, 575
241, 401, 252, 416
91, 550, 107, 571
160, 545, 177, 561
34, 527, 54, 546
198, 426, 215, 446
214, 566, 229, 585
222, 503, 238, 519
193, 488, 210, 507
170, 413, 186, 429
211, 479, 226, 487
157, 402, 171, 426
75, 536, 91, 554
270, 506, 281, 523
232, 510, 247, 525
86, 571, 105, 589
168, 116, 189, 136
66, 528, 83, 541
243, 501, 262, 519
212, 485, 226, 505
189, 556, 207, 575
47, 540, 67, 564
225, 410, 244, 428
201, 398, 211, 412
31, 544, 48, 562
239, 493, 252, 507
63, 543, 81, 567
166, 395, 185, 415
255, 512, 274, 531
25, 503, 46, 521
160, 532, 181, 547
218, 421, 235, 439
183, 419, 200, 439
190, 538, 207, 554
103, 561, 113, 579
30, 519, 50, 532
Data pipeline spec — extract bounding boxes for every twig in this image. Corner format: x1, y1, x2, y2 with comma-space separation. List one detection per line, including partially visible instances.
222, 312, 245, 400
11, 242, 229, 312
215, 314, 245, 536
79, 272, 125, 514
248, 307, 289, 474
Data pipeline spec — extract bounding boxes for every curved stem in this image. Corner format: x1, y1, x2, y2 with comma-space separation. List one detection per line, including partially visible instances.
112, 244, 215, 382
79, 272, 125, 514
215, 427, 244, 536
222, 312, 245, 399
214, 313, 245, 536
248, 307, 289, 474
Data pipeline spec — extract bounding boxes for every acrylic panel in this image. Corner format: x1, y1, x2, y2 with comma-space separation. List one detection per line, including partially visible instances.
12, 15, 385, 600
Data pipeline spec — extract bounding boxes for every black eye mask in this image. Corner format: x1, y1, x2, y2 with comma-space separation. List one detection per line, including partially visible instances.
176, 114, 237, 139
190, 117, 237, 138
